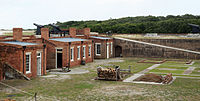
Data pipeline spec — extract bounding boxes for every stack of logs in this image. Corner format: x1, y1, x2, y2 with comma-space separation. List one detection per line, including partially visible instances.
96, 66, 121, 81
162, 73, 173, 84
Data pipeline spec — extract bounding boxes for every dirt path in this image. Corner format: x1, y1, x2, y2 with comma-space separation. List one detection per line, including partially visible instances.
44, 58, 124, 80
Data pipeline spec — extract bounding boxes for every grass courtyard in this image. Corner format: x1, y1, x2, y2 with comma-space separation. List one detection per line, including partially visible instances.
0, 58, 200, 101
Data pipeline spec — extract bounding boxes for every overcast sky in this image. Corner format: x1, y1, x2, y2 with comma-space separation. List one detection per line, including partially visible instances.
0, 0, 200, 29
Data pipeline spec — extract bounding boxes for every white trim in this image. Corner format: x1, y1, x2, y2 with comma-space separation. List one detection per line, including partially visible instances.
25, 52, 31, 74
36, 52, 42, 76
55, 47, 63, 49
55, 48, 63, 69
95, 43, 101, 56
88, 45, 92, 57
83, 45, 86, 59
70, 47, 74, 61
107, 43, 109, 59
77, 46, 80, 60
37, 50, 42, 53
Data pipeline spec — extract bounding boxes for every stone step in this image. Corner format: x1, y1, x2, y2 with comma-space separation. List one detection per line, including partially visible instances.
49, 68, 63, 72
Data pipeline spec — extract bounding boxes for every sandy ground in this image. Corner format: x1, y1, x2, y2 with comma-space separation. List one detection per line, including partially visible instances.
42, 58, 124, 80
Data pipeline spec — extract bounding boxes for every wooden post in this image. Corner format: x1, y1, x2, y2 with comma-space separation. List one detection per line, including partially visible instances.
34, 93, 37, 101
128, 65, 131, 73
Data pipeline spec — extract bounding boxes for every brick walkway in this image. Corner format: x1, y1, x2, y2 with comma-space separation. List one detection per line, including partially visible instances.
183, 67, 196, 74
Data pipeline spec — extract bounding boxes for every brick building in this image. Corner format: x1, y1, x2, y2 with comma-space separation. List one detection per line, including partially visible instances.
39, 28, 94, 69
0, 28, 47, 80
89, 36, 113, 59
75, 28, 114, 59
0, 27, 113, 81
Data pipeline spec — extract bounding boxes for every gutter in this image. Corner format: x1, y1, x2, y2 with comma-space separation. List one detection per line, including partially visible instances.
68, 42, 71, 68
22, 46, 26, 74
43, 44, 46, 75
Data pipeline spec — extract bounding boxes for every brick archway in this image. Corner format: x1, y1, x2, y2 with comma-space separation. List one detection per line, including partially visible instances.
115, 45, 122, 57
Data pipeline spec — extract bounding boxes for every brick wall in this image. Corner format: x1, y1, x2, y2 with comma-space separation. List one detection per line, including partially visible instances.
41, 28, 49, 40
0, 44, 46, 79
134, 39, 200, 52
69, 28, 76, 38
46, 40, 93, 69
0, 61, 3, 80
0, 46, 23, 71
114, 39, 200, 59
24, 47, 46, 78
92, 39, 113, 59
13, 28, 23, 41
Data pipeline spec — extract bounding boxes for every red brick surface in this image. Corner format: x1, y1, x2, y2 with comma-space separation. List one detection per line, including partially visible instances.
69, 28, 76, 38
46, 39, 93, 69
90, 38, 113, 59
41, 28, 49, 40
13, 28, 23, 41
0, 43, 46, 79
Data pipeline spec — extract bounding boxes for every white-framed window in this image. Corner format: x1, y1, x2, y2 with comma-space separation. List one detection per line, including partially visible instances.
77, 46, 80, 60
95, 43, 101, 56
25, 52, 31, 74
70, 47, 74, 61
88, 45, 91, 57
110, 42, 113, 55
83, 45, 86, 59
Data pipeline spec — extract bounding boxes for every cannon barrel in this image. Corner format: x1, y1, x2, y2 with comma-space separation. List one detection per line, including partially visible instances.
49, 24, 62, 31
49, 24, 59, 28
33, 23, 44, 28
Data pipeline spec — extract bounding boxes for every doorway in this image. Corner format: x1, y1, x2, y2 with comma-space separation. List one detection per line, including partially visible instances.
56, 49, 63, 68
37, 52, 42, 76
115, 46, 122, 57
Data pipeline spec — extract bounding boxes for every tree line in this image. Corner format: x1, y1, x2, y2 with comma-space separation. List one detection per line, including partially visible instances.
50, 14, 200, 34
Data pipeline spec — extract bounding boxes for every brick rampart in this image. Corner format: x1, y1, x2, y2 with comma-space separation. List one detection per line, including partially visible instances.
114, 39, 200, 59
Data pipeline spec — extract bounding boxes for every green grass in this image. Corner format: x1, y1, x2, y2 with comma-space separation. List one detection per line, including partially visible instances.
191, 67, 200, 75
1, 58, 200, 101
143, 59, 163, 63
156, 65, 188, 70
149, 69, 185, 74
162, 61, 187, 66
104, 58, 153, 73
3, 32, 35, 36
192, 61, 200, 67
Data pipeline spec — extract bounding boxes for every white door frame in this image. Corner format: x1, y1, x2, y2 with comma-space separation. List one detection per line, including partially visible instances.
107, 43, 109, 59
37, 52, 42, 76
55, 47, 63, 69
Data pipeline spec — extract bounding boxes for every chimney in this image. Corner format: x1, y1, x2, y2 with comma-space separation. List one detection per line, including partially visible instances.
69, 27, 76, 38
13, 28, 23, 41
41, 28, 49, 40
83, 28, 90, 38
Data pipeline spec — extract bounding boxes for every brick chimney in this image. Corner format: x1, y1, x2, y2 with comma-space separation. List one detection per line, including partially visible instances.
13, 28, 23, 41
41, 28, 49, 40
69, 27, 76, 38
83, 28, 90, 38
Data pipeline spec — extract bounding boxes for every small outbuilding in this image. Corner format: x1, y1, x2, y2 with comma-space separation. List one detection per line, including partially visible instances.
0, 28, 47, 80
89, 36, 113, 59
39, 28, 94, 69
